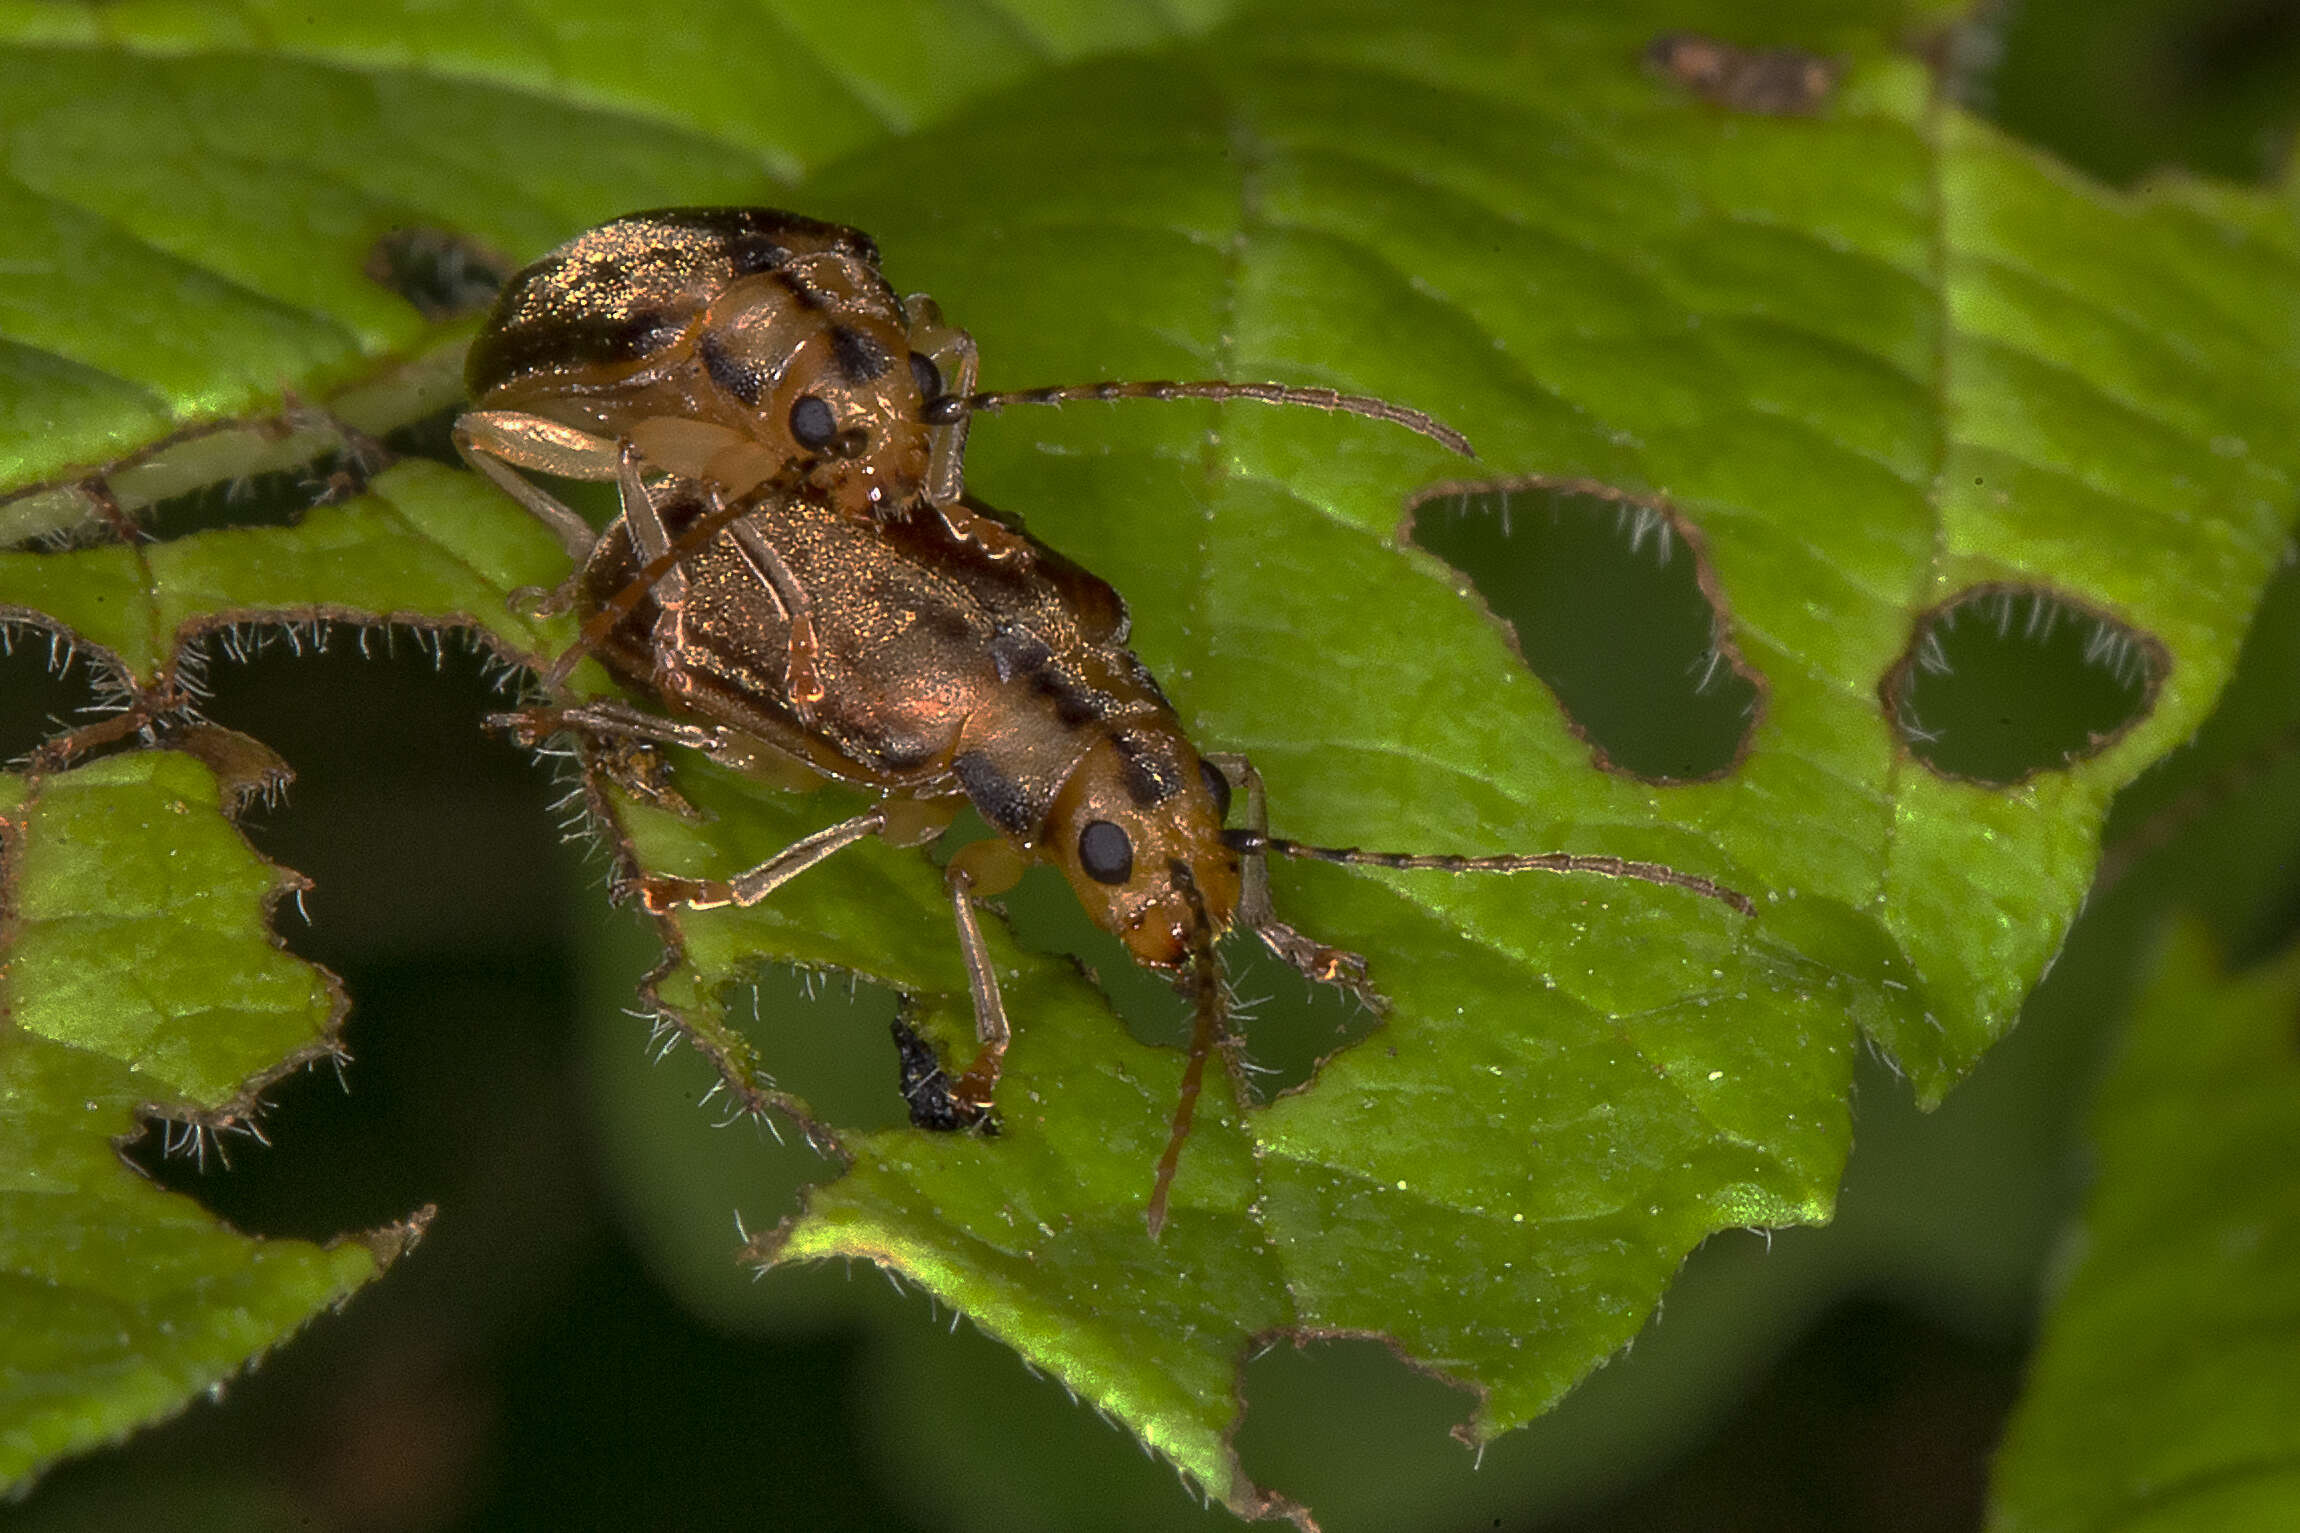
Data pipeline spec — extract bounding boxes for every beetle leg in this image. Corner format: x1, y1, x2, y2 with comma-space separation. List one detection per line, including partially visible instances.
609, 470, 803, 691
491, 698, 727, 756
612, 441, 688, 605
927, 496, 1033, 566
723, 515, 827, 724
540, 446, 722, 692
942, 837, 1030, 1110
454, 410, 621, 560
487, 699, 724, 812
903, 298, 1030, 566
638, 806, 890, 914
608, 443, 700, 705
1205, 753, 1384, 1009
906, 294, 977, 508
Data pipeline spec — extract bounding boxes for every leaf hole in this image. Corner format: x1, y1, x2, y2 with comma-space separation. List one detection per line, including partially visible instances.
365, 226, 513, 321
21, 409, 463, 552
136, 460, 346, 542
380, 404, 470, 470
0, 620, 108, 762
1236, 1336, 1484, 1514
125, 636, 588, 1241
722, 962, 913, 1135
991, 859, 1377, 1102
1402, 479, 1761, 783
1884, 584, 2163, 785
4, 349, 465, 552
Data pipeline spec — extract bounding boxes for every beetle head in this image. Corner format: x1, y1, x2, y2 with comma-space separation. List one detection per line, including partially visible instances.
695, 259, 950, 519
1045, 735, 1242, 971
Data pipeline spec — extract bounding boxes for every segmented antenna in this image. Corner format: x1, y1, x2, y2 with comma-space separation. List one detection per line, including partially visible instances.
1146, 864, 1226, 1239
931, 380, 1476, 460
1226, 831, 1755, 916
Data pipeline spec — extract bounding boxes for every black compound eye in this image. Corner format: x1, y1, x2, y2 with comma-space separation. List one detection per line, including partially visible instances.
909, 351, 943, 404
1199, 760, 1232, 821
789, 394, 837, 450
1077, 820, 1134, 886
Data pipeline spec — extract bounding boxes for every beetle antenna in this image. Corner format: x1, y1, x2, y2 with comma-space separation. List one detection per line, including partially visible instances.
930, 380, 1475, 460
1146, 864, 1225, 1239
1223, 831, 1755, 916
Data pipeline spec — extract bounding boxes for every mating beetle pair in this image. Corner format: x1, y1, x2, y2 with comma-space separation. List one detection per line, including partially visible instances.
458, 207, 1749, 1233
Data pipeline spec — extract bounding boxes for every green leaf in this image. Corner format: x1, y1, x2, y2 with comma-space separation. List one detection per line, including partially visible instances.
1988, 923, 2300, 1532
2, 0, 2297, 1518
0, 752, 414, 1490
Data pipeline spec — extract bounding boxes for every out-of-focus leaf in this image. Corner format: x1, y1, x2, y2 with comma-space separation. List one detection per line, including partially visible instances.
0, 753, 416, 1489
1988, 924, 2300, 1532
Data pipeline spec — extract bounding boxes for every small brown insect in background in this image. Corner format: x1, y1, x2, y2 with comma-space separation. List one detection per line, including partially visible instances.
1647, 31, 1841, 115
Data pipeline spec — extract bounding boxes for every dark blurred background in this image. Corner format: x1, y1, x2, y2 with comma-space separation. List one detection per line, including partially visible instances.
6, 2, 2300, 1528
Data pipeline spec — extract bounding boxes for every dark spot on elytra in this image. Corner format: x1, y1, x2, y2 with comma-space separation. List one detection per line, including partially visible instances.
869, 738, 938, 774
909, 352, 943, 402
985, 624, 1119, 726
698, 330, 766, 406
922, 606, 976, 646
1403, 477, 1761, 783
645, 483, 716, 544
1646, 31, 1840, 114
620, 312, 686, 354
829, 325, 894, 386
1033, 666, 1113, 728
1110, 731, 1185, 807
772, 267, 830, 312
364, 225, 511, 322
1885, 584, 2162, 786
467, 310, 684, 396
722, 235, 793, 277
987, 624, 1054, 685
953, 749, 1036, 836
1200, 760, 1232, 820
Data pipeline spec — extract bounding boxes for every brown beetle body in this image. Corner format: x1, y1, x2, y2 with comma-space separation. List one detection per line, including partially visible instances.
456, 206, 1478, 583
579, 475, 1245, 975
518, 453, 1747, 1234
458, 207, 1009, 565
473, 208, 1745, 1234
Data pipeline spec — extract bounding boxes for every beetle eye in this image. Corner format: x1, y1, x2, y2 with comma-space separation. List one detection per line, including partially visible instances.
789, 395, 837, 450
909, 351, 943, 404
1077, 820, 1134, 885
1199, 760, 1232, 821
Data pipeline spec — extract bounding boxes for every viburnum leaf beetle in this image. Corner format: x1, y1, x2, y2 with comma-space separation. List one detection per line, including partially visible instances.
470, 208, 1754, 1236
458, 206, 1471, 575
495, 462, 1753, 1237
459, 208, 1016, 563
